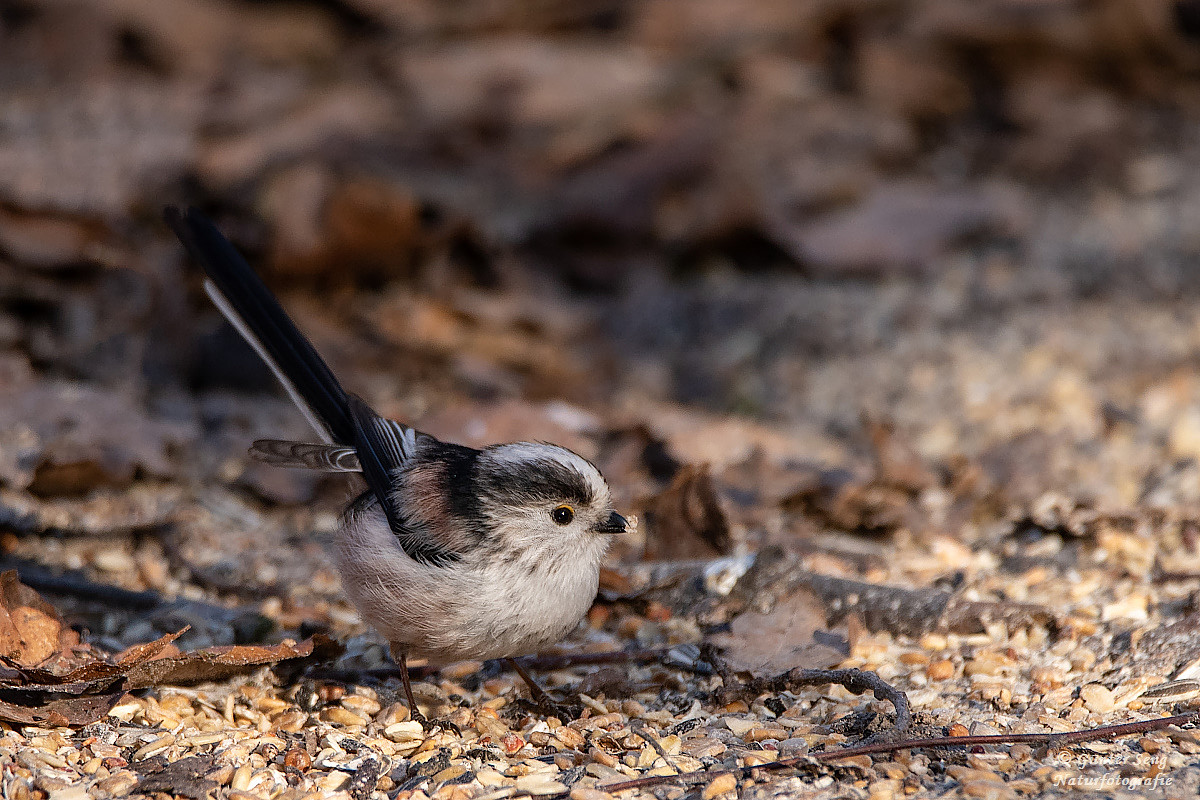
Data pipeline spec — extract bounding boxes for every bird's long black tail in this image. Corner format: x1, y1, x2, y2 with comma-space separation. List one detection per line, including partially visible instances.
164, 206, 355, 445
168, 206, 418, 540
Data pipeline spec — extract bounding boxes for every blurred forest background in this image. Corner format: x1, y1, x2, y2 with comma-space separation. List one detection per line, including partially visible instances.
6, 0, 1200, 631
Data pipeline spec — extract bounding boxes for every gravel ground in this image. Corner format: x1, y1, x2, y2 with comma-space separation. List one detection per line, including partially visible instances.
5, 269, 1200, 800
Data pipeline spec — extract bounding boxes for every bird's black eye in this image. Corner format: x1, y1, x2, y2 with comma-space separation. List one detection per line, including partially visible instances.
551, 505, 574, 525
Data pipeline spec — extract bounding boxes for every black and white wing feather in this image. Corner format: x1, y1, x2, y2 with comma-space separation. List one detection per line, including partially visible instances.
249, 440, 362, 472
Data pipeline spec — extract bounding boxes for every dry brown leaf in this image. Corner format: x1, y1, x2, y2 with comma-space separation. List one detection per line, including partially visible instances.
0, 384, 193, 496
0, 570, 69, 667
0, 574, 343, 726
0, 629, 185, 695
710, 587, 847, 675
0, 692, 127, 727
642, 464, 732, 561
123, 635, 343, 689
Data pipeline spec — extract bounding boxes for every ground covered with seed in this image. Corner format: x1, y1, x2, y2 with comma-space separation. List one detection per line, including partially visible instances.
7, 1, 1200, 798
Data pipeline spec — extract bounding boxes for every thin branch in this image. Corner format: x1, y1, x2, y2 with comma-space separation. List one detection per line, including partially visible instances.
701, 644, 911, 733
514, 648, 675, 671
1, 557, 162, 610
597, 711, 1200, 795
814, 711, 1200, 759
631, 719, 677, 773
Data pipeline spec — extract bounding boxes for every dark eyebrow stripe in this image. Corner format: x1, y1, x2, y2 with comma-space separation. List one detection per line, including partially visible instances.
478, 458, 594, 508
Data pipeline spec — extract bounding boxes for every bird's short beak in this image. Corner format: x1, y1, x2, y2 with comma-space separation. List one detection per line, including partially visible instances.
593, 510, 629, 534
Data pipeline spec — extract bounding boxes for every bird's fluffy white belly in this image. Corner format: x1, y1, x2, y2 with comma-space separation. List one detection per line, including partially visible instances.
334, 507, 602, 664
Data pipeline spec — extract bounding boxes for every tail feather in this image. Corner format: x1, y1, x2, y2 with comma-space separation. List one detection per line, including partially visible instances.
168, 206, 426, 548
250, 439, 362, 472
165, 207, 354, 445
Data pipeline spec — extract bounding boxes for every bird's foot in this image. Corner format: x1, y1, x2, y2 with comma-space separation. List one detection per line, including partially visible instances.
506, 657, 582, 721
515, 695, 582, 722
409, 709, 463, 734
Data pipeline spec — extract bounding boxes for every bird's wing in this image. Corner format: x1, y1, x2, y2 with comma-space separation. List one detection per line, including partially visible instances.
345, 395, 470, 567
343, 393, 432, 547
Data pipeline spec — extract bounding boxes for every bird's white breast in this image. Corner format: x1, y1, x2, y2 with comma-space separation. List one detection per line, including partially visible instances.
334, 504, 607, 664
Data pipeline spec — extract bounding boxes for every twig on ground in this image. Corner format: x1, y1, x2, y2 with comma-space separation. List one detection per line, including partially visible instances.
514, 647, 676, 671
700, 643, 912, 734
630, 719, 677, 773
597, 710, 1200, 795
1, 557, 162, 610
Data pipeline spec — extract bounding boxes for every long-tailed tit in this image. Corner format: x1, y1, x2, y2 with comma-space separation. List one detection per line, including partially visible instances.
165, 207, 631, 719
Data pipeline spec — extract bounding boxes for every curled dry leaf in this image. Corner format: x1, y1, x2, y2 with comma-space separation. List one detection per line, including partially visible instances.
642, 464, 733, 561
0, 628, 185, 695
0, 573, 342, 726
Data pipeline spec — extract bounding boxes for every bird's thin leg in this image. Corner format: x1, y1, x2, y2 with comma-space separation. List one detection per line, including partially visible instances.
391, 643, 426, 724
506, 657, 564, 715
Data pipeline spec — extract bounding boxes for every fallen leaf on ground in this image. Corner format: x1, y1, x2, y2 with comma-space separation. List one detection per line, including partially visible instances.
710, 587, 848, 675
0, 569, 77, 667
0, 692, 127, 727
0, 574, 342, 726
642, 464, 733, 560
122, 635, 342, 689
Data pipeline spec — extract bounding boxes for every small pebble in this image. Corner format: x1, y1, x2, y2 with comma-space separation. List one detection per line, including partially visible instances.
926, 660, 955, 681
589, 746, 619, 768
441, 660, 484, 680
868, 778, 901, 800
92, 549, 135, 572
320, 706, 367, 727
514, 775, 568, 795
434, 765, 468, 783
283, 748, 311, 771
744, 727, 788, 743
554, 726, 585, 750
681, 737, 726, 758
47, 786, 90, 800
703, 773, 738, 799
960, 778, 1014, 799
723, 717, 756, 736
569, 788, 615, 800
1079, 683, 1115, 713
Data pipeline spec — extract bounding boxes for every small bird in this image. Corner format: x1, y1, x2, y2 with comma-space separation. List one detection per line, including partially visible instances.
165, 207, 631, 718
